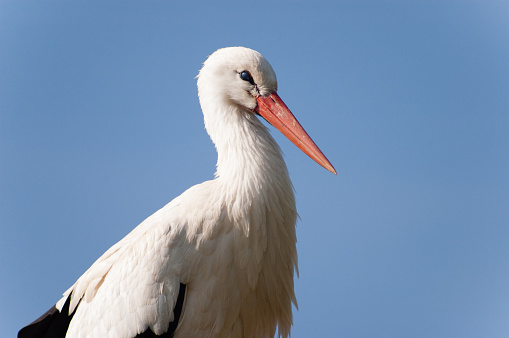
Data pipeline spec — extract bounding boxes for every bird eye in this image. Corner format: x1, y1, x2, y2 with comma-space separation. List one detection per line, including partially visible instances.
239, 71, 255, 85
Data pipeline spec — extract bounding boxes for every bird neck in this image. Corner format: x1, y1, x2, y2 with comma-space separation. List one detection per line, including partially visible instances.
202, 100, 295, 229
207, 104, 288, 180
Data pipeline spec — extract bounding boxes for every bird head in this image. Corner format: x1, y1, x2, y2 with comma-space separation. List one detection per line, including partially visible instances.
197, 47, 336, 174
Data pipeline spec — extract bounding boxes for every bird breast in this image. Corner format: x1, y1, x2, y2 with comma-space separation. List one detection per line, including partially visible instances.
172, 176, 298, 337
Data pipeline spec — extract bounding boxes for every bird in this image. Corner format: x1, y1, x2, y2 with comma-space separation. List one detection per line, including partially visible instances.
19, 46, 336, 338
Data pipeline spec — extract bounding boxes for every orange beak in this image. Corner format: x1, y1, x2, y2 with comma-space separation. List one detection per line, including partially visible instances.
255, 92, 336, 174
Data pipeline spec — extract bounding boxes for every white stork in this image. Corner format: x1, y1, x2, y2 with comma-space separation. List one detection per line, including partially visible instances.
19, 47, 336, 338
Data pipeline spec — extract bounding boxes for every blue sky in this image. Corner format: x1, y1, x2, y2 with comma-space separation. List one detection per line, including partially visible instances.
1, 1, 508, 337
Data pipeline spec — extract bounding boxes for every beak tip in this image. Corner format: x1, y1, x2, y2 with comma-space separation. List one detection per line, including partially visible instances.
324, 163, 337, 175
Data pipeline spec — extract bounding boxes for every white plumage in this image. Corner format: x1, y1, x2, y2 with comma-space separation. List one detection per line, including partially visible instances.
20, 47, 335, 338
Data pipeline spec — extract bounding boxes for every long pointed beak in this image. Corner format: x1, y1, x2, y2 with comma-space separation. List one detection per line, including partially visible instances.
255, 92, 336, 174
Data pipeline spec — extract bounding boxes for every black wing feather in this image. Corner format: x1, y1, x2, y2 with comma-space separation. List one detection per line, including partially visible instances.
18, 294, 75, 338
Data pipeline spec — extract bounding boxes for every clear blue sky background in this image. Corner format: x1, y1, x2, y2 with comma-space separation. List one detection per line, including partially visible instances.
1, 1, 508, 337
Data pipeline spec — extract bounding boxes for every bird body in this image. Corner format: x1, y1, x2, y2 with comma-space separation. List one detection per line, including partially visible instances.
20, 47, 335, 338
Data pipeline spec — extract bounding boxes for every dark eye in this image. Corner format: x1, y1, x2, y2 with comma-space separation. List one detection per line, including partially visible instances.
239, 71, 255, 85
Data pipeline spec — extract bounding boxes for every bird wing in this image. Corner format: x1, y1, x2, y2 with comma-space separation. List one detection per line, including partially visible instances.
59, 197, 189, 337
19, 197, 190, 338
20, 180, 223, 338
